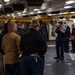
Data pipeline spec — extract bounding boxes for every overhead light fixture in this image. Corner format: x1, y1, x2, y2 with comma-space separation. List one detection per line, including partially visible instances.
65, 0, 75, 4
12, 13, 15, 18
46, 8, 52, 12
33, 9, 39, 11
41, 3, 47, 10
59, 18, 66, 21
0, 4, 2, 8
17, 12, 21, 15
6, 2, 10, 5
23, 8, 26, 13
30, 12, 34, 14
22, 14, 27, 16
37, 11, 42, 13
17, 12, 22, 16
48, 14, 52, 16
7, 14, 10, 17
69, 18, 75, 20
4, 0, 10, 2
59, 12, 68, 14
64, 6, 72, 9
70, 12, 75, 14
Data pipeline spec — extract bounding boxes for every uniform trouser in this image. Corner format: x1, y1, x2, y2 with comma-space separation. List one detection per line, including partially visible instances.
21, 56, 44, 75
64, 38, 69, 52
4, 62, 20, 75
56, 41, 64, 58
72, 40, 75, 52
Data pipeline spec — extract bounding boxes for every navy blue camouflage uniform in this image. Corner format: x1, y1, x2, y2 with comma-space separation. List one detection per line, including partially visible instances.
55, 27, 66, 59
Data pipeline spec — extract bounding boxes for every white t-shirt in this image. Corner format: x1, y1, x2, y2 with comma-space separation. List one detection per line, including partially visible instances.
62, 24, 67, 32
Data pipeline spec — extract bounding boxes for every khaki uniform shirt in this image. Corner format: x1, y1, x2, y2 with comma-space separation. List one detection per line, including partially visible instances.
2, 32, 21, 64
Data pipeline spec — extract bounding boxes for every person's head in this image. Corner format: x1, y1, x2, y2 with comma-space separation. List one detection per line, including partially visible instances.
58, 21, 63, 27
0, 26, 3, 33
72, 24, 75, 28
30, 20, 40, 31
2, 20, 10, 34
39, 20, 43, 27
17, 22, 25, 30
64, 22, 66, 24
7, 21, 17, 32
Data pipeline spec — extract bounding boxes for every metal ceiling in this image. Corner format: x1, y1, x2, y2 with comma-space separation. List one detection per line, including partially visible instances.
0, 0, 75, 17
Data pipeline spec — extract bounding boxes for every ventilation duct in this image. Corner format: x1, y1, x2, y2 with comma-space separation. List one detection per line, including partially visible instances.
38, 12, 46, 15
13, 3, 25, 11
4, 7, 13, 13
71, 16, 75, 18
27, 0, 44, 6
51, 10, 60, 14
68, 8, 75, 12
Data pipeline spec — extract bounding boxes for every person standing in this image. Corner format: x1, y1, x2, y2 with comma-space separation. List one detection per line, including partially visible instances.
17, 22, 25, 36
20, 20, 47, 75
64, 23, 70, 53
54, 21, 66, 61
2, 21, 21, 75
70, 24, 75, 53
0, 21, 9, 75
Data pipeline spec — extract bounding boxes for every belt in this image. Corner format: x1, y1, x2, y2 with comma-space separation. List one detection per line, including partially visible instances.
30, 54, 39, 62
30, 54, 39, 57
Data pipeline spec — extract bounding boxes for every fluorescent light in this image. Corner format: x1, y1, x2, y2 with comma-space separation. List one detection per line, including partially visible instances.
59, 12, 68, 14
59, 18, 66, 20
46, 8, 52, 12
48, 14, 52, 16
64, 6, 72, 9
70, 12, 75, 14
7, 14, 10, 16
22, 14, 26, 16
37, 11, 42, 13
6, 2, 10, 5
69, 18, 75, 20
41, 3, 47, 10
23, 9, 26, 13
33, 9, 39, 11
17, 12, 22, 16
12, 13, 15, 17
17, 12, 21, 15
73, 19, 75, 23
65, 0, 75, 4
0, 4, 2, 8
30, 12, 34, 14
4, 0, 10, 2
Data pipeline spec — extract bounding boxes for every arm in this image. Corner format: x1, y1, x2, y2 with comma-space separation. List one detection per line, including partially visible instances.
55, 27, 61, 33
38, 33, 47, 57
20, 35, 25, 51
15, 35, 22, 55
2, 38, 5, 55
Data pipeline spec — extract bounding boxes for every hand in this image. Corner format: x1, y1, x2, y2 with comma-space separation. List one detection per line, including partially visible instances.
61, 29, 65, 33
19, 54, 22, 57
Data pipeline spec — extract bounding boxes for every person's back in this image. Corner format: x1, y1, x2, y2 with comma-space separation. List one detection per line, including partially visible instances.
20, 20, 47, 75
2, 21, 21, 75
0, 21, 9, 74
2, 32, 21, 64
21, 28, 47, 57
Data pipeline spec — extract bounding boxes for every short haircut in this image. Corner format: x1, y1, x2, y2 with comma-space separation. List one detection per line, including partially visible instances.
7, 21, 15, 27
30, 20, 40, 28
58, 21, 63, 24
